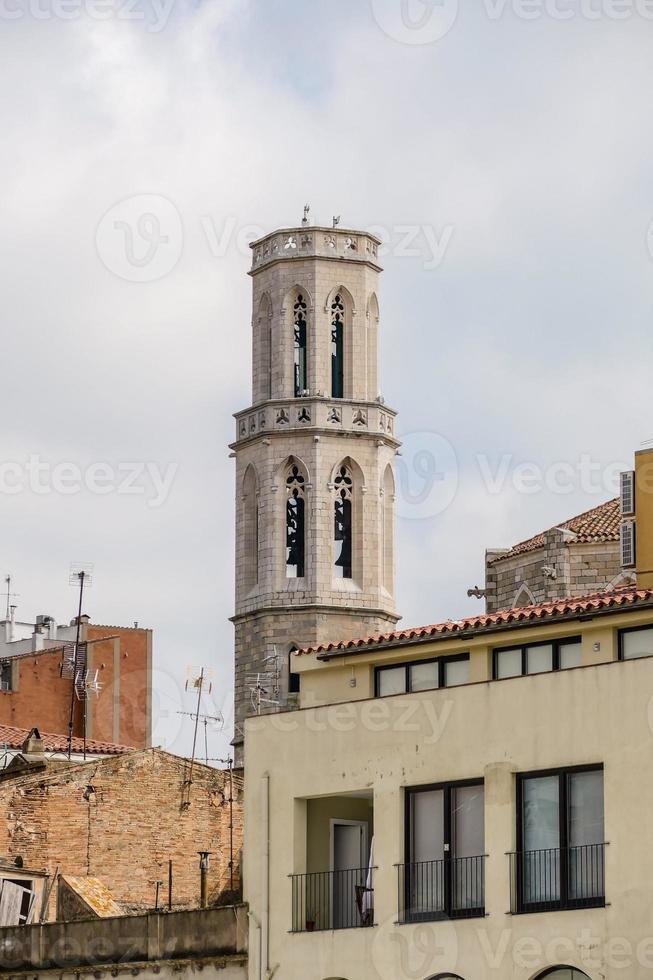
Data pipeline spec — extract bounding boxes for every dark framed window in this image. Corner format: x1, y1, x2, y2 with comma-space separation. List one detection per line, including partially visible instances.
493, 637, 582, 680
401, 780, 485, 921
0, 660, 12, 692
618, 624, 653, 661
513, 765, 605, 914
331, 293, 344, 398
375, 654, 469, 698
293, 294, 308, 397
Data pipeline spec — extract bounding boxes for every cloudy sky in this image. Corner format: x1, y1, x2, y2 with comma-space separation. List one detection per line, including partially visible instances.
2, 0, 652, 758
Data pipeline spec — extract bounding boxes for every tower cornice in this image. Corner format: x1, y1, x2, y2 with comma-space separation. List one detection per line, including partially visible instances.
249, 226, 383, 275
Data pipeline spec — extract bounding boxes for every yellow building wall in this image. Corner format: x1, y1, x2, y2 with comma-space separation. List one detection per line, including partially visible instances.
636, 448, 653, 589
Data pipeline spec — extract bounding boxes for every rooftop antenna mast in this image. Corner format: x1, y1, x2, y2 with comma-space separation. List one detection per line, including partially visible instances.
4, 575, 18, 621
247, 647, 282, 716
217, 754, 235, 893
178, 667, 222, 808
66, 563, 93, 760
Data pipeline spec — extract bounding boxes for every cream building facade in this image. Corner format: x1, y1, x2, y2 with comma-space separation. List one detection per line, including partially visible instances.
244, 585, 653, 980
231, 223, 400, 761
242, 449, 653, 979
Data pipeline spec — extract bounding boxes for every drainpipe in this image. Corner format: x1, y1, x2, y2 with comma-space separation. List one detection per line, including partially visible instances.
262, 772, 269, 980
248, 910, 262, 980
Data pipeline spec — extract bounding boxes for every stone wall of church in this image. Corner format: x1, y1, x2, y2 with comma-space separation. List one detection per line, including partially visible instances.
485, 532, 622, 613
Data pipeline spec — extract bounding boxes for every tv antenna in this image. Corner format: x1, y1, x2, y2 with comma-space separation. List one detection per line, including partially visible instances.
247, 648, 282, 715
66, 563, 93, 760
4, 575, 18, 621
179, 667, 222, 808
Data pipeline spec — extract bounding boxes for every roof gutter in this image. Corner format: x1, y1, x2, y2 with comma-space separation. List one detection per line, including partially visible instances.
315, 598, 653, 661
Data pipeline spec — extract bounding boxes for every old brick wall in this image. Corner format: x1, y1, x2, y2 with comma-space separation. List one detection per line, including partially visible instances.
0, 750, 243, 920
0, 625, 151, 750
0, 650, 74, 736
86, 626, 151, 748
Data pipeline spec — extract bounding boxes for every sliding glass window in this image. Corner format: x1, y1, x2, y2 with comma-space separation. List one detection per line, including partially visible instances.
494, 637, 582, 680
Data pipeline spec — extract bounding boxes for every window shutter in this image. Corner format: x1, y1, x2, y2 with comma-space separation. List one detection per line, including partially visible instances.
620, 520, 636, 569
620, 470, 636, 516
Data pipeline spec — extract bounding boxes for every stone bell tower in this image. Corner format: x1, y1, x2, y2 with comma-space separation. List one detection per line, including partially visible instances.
231, 219, 401, 763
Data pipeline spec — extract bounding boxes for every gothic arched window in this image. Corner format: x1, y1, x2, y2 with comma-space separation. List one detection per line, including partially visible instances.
331, 293, 344, 398
294, 294, 308, 397
286, 465, 306, 578
334, 465, 353, 579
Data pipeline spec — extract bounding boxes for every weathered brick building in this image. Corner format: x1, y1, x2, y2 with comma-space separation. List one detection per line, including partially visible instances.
0, 741, 242, 921
484, 497, 626, 613
0, 618, 152, 749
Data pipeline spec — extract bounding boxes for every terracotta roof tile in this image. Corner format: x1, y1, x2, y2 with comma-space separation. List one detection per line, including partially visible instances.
0, 724, 134, 755
297, 586, 653, 659
489, 497, 620, 564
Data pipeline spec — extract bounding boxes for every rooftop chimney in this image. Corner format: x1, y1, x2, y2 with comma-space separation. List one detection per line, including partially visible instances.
21, 728, 45, 758
31, 624, 44, 652
5, 606, 16, 644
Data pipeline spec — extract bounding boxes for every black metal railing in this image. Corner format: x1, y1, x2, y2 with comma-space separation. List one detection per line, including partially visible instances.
290, 868, 374, 932
397, 856, 486, 922
509, 843, 606, 913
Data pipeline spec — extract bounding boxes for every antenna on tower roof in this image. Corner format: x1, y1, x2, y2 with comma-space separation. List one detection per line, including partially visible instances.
302, 204, 311, 226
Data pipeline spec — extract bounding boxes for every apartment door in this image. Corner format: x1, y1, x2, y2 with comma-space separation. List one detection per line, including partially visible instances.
331, 820, 368, 929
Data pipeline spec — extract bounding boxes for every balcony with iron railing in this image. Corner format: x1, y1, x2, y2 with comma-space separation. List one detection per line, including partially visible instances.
290, 867, 374, 933
396, 856, 486, 923
509, 843, 607, 914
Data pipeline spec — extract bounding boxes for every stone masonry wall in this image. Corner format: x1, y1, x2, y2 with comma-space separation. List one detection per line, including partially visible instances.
485, 536, 622, 613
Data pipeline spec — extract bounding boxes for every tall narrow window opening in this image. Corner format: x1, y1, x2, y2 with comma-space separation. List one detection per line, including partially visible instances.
243, 466, 259, 590
293, 294, 308, 397
334, 465, 352, 579
288, 646, 300, 694
331, 293, 344, 398
286, 465, 306, 578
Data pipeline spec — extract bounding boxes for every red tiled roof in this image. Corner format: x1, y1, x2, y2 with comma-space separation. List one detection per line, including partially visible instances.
0, 724, 134, 756
488, 497, 620, 564
297, 586, 653, 658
